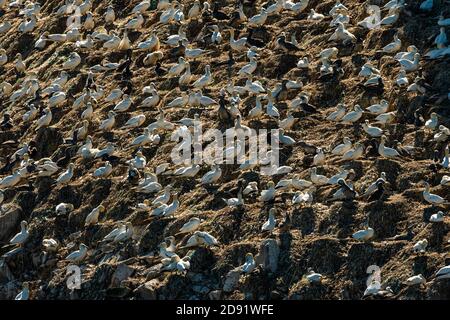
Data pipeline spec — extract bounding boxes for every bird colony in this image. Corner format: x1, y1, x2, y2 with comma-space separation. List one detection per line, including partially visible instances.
0, 0, 450, 300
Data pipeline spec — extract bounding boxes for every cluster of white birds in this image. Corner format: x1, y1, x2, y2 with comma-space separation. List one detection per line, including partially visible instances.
0, 0, 449, 300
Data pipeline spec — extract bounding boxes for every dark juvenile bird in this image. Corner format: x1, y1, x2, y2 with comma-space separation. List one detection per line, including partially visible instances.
218, 93, 233, 123
1, 114, 13, 131
127, 165, 140, 185
274, 80, 288, 102
279, 212, 291, 232
121, 64, 132, 82
429, 149, 442, 173
229, 3, 245, 27
337, 178, 357, 200
27, 141, 38, 159
394, 140, 413, 157
387, 226, 414, 241
298, 95, 318, 113
227, 50, 235, 79
358, 76, 384, 95
298, 140, 318, 155
122, 80, 133, 95
117, 50, 132, 73
367, 180, 385, 202
170, 41, 186, 57
413, 105, 424, 127
155, 62, 167, 77
247, 29, 265, 48
276, 34, 301, 53
85, 72, 96, 90
213, 2, 230, 20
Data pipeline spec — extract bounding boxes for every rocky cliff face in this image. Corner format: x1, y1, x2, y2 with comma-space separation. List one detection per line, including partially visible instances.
0, 0, 449, 300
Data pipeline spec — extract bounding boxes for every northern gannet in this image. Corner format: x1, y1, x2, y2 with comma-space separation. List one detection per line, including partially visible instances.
306, 268, 322, 283
374, 111, 396, 125
440, 175, 450, 186
193, 65, 213, 89
188, 0, 201, 19
260, 181, 276, 202
248, 8, 268, 27
113, 222, 133, 242
15, 283, 29, 300
173, 164, 200, 178
311, 146, 325, 166
57, 163, 74, 185
201, 164, 222, 185
238, 57, 257, 76
42, 238, 59, 252
425, 112, 438, 130
419, 0, 433, 11
132, 0, 150, 14
48, 90, 67, 108
93, 161, 112, 178
228, 29, 248, 51
35, 107, 52, 131
380, 7, 399, 26
118, 31, 131, 50
85, 205, 106, 226
359, 61, 380, 78
327, 167, 350, 185
341, 105, 363, 124
284, 0, 309, 12
342, 142, 364, 160
327, 103, 347, 121
276, 34, 301, 53
262, 208, 276, 232
378, 135, 400, 158
177, 217, 201, 235
363, 120, 383, 137
308, 9, 325, 20
0, 171, 21, 188
423, 182, 449, 205
366, 99, 389, 114
406, 274, 426, 285
412, 239, 428, 253
310, 167, 328, 185
245, 78, 266, 94
138, 34, 160, 52
55, 202, 74, 215
435, 265, 450, 279
292, 188, 314, 205
240, 253, 256, 274
99, 111, 116, 132
62, 52, 81, 70
329, 22, 356, 43
398, 53, 420, 72
103, 222, 125, 242
165, 27, 187, 46
438, 15, 450, 27
163, 193, 179, 217
278, 111, 297, 130
66, 243, 88, 262
210, 25, 222, 44
297, 57, 309, 69
10, 220, 29, 246
383, 34, 402, 53
352, 225, 374, 241
122, 114, 146, 129
113, 94, 132, 112
104, 4, 115, 23
15, 53, 26, 74
223, 187, 244, 207
243, 181, 259, 195
278, 129, 295, 145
